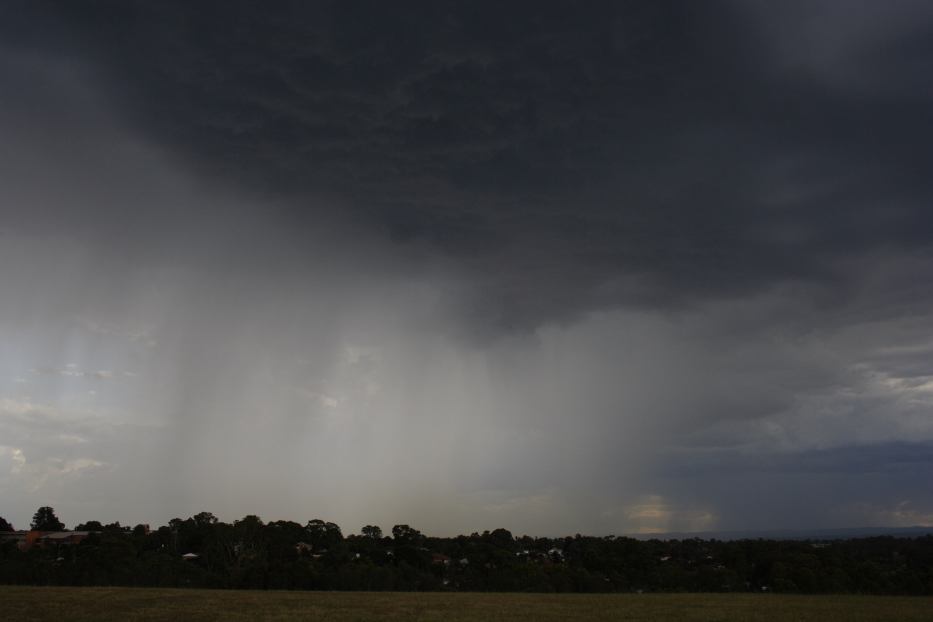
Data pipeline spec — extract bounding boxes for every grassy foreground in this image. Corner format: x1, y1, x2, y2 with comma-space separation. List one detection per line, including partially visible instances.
2, 587, 932, 621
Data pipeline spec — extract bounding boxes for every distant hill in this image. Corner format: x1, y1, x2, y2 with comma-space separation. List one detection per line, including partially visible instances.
628, 526, 933, 541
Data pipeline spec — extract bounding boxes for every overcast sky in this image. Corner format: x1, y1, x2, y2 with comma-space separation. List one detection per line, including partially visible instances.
2, 1, 933, 536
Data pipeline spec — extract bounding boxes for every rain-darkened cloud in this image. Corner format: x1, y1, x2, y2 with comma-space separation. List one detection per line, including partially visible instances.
6, 1, 933, 334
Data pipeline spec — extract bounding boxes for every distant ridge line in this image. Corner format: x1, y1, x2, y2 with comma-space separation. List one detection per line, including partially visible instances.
626, 526, 933, 541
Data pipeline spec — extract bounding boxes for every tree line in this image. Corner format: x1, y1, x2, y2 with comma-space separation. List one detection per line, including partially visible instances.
1, 508, 932, 594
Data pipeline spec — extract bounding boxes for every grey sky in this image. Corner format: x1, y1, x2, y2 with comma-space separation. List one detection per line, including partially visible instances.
1, 1, 933, 535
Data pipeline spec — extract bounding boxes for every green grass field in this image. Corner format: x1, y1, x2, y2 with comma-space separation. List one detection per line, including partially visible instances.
1, 587, 931, 621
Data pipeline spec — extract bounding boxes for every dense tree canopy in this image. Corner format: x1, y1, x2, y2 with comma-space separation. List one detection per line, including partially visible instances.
0, 517, 13, 532
1, 507, 932, 594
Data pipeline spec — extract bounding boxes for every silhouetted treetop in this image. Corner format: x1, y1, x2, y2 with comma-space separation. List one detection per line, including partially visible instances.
74, 521, 103, 531
30, 506, 65, 531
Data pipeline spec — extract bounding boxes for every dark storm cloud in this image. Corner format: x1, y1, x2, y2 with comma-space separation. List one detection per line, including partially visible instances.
10, 0, 933, 333
655, 441, 933, 530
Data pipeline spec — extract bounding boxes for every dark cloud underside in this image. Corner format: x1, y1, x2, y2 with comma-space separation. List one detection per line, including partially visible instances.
6, 1, 933, 332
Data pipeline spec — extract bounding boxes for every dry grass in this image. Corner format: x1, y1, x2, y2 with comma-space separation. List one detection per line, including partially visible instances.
1, 586, 931, 621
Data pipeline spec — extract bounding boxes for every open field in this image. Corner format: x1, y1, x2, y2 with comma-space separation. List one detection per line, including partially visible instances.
2, 587, 932, 621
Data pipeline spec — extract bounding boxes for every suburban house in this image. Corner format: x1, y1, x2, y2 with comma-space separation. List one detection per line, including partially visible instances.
0, 530, 96, 551
0, 531, 27, 548
431, 552, 451, 565
295, 541, 313, 555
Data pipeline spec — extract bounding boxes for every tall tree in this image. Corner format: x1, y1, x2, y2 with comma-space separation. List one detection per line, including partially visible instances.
31, 506, 65, 531
361, 525, 383, 539
0, 516, 13, 532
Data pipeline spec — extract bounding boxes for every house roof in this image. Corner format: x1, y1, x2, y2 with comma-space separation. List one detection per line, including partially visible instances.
40, 531, 92, 540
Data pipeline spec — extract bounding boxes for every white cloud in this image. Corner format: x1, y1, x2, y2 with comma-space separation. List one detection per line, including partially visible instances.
850, 500, 933, 528
616, 495, 716, 535
0, 445, 26, 474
